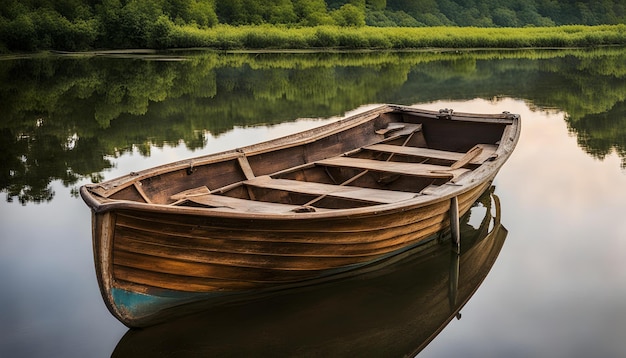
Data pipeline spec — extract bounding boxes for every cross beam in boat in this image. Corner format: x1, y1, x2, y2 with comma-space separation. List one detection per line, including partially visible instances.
315, 157, 470, 179
364, 144, 497, 165
244, 176, 418, 204
182, 192, 331, 214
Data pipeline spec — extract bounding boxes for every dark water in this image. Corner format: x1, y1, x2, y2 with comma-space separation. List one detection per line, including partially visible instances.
1, 48, 625, 357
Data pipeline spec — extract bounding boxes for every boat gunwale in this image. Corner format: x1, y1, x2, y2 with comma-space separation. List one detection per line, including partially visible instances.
81, 178, 489, 221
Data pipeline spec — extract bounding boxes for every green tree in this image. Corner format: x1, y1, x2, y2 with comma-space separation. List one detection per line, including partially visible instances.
1, 13, 37, 51
332, 4, 366, 26
367, 0, 387, 11
263, 0, 297, 24
215, 0, 246, 24
96, 0, 167, 48
293, 0, 335, 25
492, 8, 520, 27
164, 0, 218, 27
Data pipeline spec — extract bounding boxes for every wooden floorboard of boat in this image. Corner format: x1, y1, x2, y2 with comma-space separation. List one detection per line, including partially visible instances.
244, 176, 418, 204
316, 157, 470, 178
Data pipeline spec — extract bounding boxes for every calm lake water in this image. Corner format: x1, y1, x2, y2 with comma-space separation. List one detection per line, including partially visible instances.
1, 48, 625, 357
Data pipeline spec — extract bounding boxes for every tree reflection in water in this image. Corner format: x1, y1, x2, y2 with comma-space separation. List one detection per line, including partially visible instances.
1, 48, 625, 204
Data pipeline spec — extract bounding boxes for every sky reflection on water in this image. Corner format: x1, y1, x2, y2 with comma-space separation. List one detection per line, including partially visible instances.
420, 99, 626, 358
1, 98, 625, 357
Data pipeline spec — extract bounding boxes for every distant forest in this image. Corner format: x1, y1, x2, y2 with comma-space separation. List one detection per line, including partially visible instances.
1, 0, 625, 51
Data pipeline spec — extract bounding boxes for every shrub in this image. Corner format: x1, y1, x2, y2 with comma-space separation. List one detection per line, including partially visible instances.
337, 30, 369, 48
313, 26, 339, 47
331, 4, 366, 27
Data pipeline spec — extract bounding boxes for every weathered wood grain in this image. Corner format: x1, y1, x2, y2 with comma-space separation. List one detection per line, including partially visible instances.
316, 156, 470, 179
244, 175, 418, 204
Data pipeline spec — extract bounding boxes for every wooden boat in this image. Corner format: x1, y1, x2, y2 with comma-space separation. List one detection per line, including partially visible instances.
80, 104, 520, 327
112, 189, 507, 357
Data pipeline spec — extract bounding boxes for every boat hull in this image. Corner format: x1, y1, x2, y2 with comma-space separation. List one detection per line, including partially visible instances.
111, 191, 508, 356
81, 104, 520, 327
92, 181, 491, 326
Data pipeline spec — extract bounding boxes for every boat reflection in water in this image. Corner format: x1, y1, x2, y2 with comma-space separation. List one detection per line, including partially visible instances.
112, 188, 507, 357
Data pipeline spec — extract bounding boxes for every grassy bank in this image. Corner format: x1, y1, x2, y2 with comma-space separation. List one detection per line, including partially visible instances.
163, 24, 626, 50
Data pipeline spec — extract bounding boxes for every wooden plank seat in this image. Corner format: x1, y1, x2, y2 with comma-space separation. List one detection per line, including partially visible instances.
188, 194, 331, 213
364, 143, 497, 165
244, 176, 418, 204
315, 157, 470, 179
173, 188, 330, 213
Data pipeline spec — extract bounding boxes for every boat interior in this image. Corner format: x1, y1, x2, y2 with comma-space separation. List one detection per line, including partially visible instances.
103, 110, 509, 213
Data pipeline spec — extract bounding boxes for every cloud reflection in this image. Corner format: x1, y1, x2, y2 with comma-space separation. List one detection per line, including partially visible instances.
417, 98, 626, 358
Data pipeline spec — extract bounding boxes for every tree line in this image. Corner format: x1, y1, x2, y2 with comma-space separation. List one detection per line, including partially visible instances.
0, 0, 625, 51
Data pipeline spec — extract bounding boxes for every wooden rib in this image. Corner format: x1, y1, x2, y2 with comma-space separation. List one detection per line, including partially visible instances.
237, 154, 258, 200
237, 154, 256, 180
450, 145, 484, 169
244, 176, 417, 204
316, 157, 469, 179
133, 182, 152, 204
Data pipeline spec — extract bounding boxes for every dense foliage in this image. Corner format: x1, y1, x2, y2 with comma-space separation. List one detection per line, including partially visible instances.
0, 0, 625, 51
2, 48, 626, 203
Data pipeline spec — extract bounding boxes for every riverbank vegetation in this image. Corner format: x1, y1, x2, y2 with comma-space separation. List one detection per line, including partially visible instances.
164, 24, 626, 50
1, 0, 625, 52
